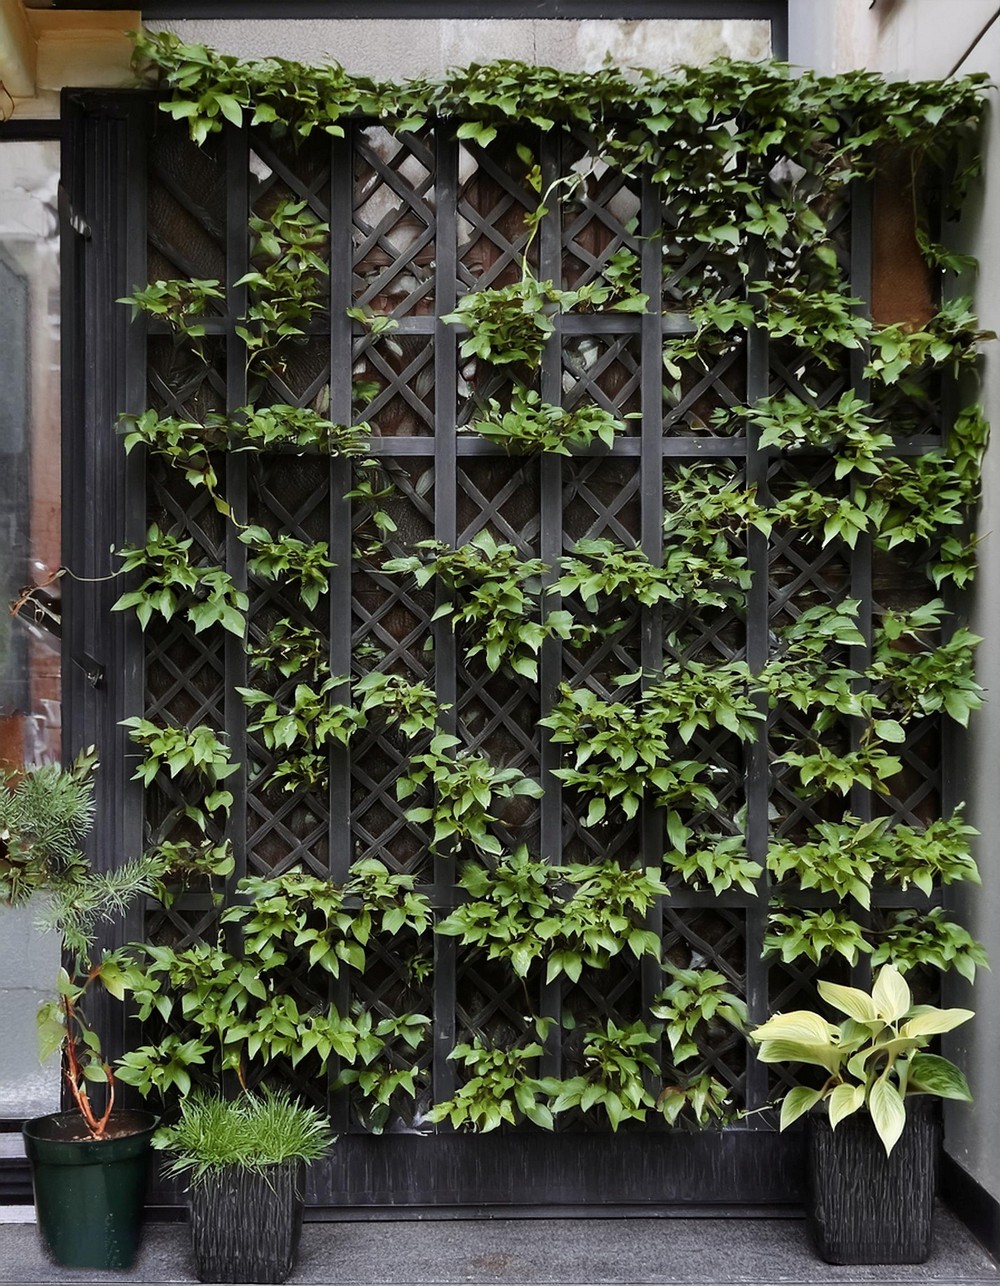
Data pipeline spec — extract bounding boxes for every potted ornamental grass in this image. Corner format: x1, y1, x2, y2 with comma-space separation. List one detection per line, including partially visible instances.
152, 1088, 333, 1284
3, 750, 163, 1270
750, 963, 974, 1264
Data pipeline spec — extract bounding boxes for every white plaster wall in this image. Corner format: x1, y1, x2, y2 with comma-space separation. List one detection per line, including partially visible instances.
937, 13, 1000, 1206
788, 0, 996, 78
791, 0, 1000, 1208
142, 18, 773, 76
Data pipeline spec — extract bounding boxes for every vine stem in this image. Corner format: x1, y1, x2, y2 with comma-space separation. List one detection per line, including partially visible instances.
61, 993, 116, 1139
9, 564, 124, 628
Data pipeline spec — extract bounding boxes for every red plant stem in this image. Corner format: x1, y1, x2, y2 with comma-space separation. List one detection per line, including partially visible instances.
61, 995, 115, 1139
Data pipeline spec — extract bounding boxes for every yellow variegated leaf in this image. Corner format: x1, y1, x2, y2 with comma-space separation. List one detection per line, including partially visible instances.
901, 1007, 975, 1039
838, 1018, 877, 1051
817, 980, 880, 1024
872, 965, 911, 1024
828, 1082, 865, 1129
907, 1052, 973, 1101
779, 1085, 825, 1131
750, 1010, 839, 1046
869, 1077, 906, 1155
756, 1038, 842, 1075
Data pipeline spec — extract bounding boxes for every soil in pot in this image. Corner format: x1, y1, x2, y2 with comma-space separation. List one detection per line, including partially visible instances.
22, 1108, 158, 1270
807, 1096, 940, 1265
188, 1159, 305, 1285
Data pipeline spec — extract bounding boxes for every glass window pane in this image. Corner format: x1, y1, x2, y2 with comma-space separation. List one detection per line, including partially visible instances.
0, 140, 61, 769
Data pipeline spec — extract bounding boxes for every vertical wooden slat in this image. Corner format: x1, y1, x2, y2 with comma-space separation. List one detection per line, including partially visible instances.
432, 128, 458, 1106
537, 129, 564, 1078
743, 247, 772, 1114
223, 122, 249, 908
639, 165, 666, 1073
329, 132, 355, 886
60, 93, 149, 1076
328, 129, 356, 1130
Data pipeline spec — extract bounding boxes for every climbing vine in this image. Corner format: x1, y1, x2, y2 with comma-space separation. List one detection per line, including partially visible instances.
86, 33, 993, 1140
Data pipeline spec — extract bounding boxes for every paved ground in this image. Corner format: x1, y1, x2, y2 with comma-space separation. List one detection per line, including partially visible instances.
0, 1208, 996, 1286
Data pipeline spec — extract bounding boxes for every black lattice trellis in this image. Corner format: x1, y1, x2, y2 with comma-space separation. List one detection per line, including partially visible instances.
60, 90, 964, 1211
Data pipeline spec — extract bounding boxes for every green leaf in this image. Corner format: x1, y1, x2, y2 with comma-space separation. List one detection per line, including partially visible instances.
610, 293, 649, 314
456, 120, 497, 146
213, 93, 245, 127
874, 719, 906, 743
907, 1052, 973, 1101
97, 959, 127, 1002
36, 1013, 65, 1064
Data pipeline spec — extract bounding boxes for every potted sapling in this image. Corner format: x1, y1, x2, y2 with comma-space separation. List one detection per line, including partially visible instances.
9, 750, 163, 1269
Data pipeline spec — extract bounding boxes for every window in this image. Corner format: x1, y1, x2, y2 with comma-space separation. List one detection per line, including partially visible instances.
0, 137, 61, 770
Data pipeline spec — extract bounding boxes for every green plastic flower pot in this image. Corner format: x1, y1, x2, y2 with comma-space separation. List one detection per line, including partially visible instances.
22, 1109, 158, 1269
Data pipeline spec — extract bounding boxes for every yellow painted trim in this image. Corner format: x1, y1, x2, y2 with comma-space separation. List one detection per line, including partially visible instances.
5, 5, 139, 120
26, 9, 141, 38
0, 0, 37, 99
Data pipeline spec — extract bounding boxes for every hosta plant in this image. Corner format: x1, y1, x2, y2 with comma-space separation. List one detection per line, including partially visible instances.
749, 964, 973, 1155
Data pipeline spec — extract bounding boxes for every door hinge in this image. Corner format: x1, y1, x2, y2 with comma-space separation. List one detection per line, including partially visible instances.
58, 183, 91, 239
72, 653, 105, 689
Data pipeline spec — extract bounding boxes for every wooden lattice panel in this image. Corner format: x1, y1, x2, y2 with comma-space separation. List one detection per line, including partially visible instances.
60, 83, 975, 1205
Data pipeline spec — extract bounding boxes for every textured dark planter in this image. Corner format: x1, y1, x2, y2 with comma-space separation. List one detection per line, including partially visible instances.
807, 1097, 940, 1265
188, 1160, 305, 1284
22, 1109, 157, 1270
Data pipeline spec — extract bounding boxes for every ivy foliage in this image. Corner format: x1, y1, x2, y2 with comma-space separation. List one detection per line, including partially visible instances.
222, 860, 432, 977
121, 717, 237, 827
651, 965, 748, 1065
436, 847, 667, 981
395, 732, 543, 856
100, 33, 995, 1137
764, 904, 987, 981
112, 525, 247, 637
134, 32, 986, 261
384, 530, 585, 682
116, 864, 434, 1126
554, 539, 702, 611
237, 197, 330, 379
466, 387, 632, 455
239, 526, 333, 611
540, 668, 760, 843
237, 677, 363, 792
425, 1023, 555, 1132
662, 835, 762, 897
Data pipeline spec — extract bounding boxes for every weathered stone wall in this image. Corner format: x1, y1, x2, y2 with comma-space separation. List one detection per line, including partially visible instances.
142, 17, 772, 76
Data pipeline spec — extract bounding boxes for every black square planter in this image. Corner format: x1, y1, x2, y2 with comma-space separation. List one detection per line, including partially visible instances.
188, 1160, 305, 1284
807, 1097, 940, 1265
